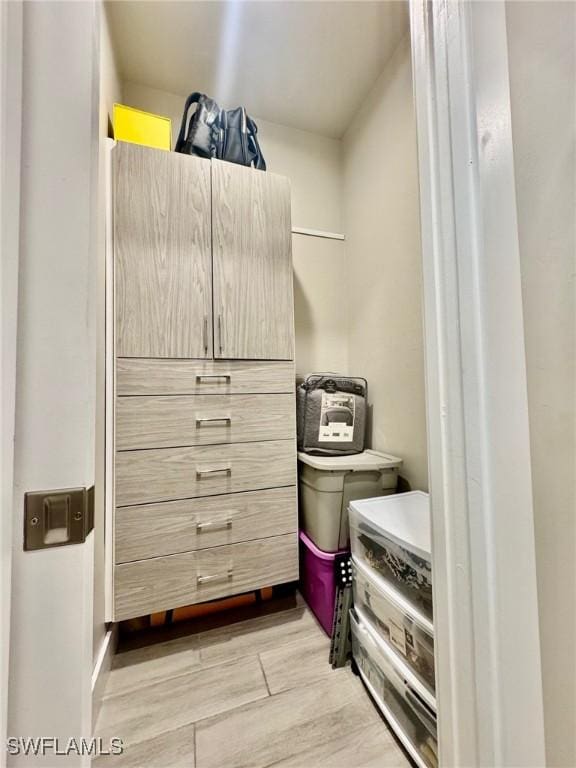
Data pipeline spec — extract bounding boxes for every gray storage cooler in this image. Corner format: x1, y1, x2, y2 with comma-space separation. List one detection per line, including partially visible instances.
297, 450, 403, 552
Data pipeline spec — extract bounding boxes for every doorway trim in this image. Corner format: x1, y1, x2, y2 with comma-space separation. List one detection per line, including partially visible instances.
409, 1, 545, 765
1, 1, 23, 763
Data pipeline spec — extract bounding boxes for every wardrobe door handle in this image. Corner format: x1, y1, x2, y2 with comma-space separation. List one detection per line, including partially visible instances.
196, 519, 233, 533
195, 416, 232, 427
218, 314, 224, 354
203, 315, 209, 354
197, 568, 233, 586
196, 466, 232, 479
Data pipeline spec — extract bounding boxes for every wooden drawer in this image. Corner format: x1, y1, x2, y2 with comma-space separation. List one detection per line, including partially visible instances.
116, 393, 295, 450
114, 533, 299, 620
116, 359, 295, 396
116, 439, 296, 507
115, 486, 297, 563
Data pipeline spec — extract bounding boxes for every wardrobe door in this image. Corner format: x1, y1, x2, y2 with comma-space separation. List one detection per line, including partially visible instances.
212, 159, 294, 360
114, 142, 212, 358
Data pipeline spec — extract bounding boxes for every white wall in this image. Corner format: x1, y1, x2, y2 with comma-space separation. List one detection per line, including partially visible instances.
292, 236, 348, 377
93, 1, 122, 667
342, 35, 427, 490
120, 80, 347, 377
506, 4, 576, 765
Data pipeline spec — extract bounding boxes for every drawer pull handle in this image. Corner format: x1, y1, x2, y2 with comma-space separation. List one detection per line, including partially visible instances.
196, 466, 232, 479
196, 519, 233, 533
195, 416, 232, 427
195, 374, 231, 383
197, 568, 233, 585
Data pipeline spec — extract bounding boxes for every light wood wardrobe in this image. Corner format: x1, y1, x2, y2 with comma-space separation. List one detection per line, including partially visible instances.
110, 142, 298, 621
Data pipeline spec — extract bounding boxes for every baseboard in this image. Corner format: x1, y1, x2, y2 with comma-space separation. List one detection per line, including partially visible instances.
91, 625, 118, 732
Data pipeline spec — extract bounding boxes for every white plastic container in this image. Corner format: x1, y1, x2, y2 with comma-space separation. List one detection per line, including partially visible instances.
349, 491, 432, 619
350, 608, 438, 768
297, 450, 403, 552
353, 557, 435, 693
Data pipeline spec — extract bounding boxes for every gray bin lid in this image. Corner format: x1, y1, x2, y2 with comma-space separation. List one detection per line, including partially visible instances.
297, 449, 402, 472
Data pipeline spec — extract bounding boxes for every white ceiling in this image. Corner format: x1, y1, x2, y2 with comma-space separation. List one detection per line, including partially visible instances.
106, 1, 409, 138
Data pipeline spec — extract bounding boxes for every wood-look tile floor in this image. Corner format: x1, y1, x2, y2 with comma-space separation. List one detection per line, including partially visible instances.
95, 593, 411, 768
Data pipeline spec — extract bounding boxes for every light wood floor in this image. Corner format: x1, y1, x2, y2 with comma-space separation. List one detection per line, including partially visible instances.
95, 593, 411, 768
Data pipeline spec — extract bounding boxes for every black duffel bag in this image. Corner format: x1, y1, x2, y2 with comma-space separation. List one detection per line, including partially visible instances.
175, 92, 266, 170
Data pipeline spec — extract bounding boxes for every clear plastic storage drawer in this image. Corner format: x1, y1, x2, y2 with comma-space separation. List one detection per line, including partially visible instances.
349, 492, 433, 620
350, 609, 438, 768
353, 558, 435, 693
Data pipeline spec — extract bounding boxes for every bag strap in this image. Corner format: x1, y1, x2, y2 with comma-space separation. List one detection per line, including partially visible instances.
175, 92, 204, 153
246, 115, 266, 170
217, 108, 228, 160
304, 374, 367, 396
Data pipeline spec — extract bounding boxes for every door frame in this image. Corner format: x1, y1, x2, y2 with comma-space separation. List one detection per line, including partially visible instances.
1, 1, 23, 763
409, 1, 546, 765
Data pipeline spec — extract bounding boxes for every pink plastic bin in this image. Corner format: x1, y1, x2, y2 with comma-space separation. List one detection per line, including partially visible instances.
299, 530, 348, 636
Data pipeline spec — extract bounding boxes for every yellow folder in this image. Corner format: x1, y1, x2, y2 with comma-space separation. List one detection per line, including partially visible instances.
113, 103, 172, 151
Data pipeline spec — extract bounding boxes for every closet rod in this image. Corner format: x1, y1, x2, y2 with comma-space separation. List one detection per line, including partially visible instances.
291, 226, 345, 241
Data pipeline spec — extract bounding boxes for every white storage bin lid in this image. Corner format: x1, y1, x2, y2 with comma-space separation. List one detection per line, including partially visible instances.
297, 449, 402, 472
350, 491, 431, 560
